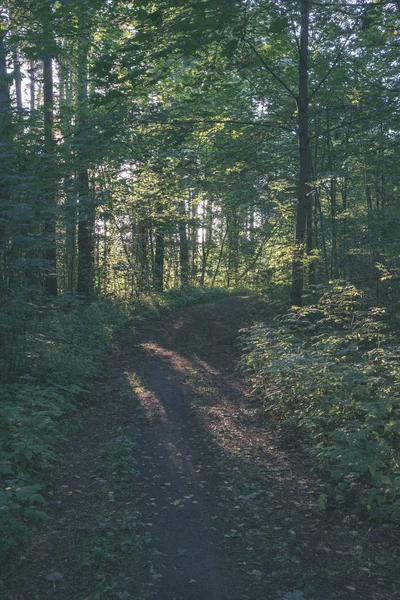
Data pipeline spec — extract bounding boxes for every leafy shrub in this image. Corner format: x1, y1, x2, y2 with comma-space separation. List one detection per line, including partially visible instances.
0, 296, 130, 556
241, 283, 400, 523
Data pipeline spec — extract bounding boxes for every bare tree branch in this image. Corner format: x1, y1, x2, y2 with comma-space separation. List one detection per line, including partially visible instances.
246, 39, 297, 100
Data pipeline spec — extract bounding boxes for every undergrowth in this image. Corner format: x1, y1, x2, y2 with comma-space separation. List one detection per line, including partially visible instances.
0, 285, 235, 557
241, 282, 400, 524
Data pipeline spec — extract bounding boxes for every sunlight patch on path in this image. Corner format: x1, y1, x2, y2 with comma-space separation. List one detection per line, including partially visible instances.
139, 342, 220, 376
126, 371, 168, 424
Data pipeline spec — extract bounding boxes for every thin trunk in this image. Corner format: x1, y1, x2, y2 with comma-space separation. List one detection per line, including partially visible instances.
341, 181, 348, 279
330, 179, 338, 279
249, 202, 255, 245
43, 53, 58, 296
77, 170, 93, 299
200, 198, 213, 285
136, 220, 147, 294
306, 175, 316, 285
65, 179, 77, 292
178, 200, 189, 287
340, 132, 349, 279
76, 11, 94, 300
0, 25, 12, 296
291, 0, 311, 306
326, 110, 338, 280
154, 227, 164, 292
190, 192, 198, 281
212, 220, 229, 287
228, 210, 239, 286
12, 50, 22, 111
29, 60, 35, 112
316, 190, 329, 281
103, 218, 108, 294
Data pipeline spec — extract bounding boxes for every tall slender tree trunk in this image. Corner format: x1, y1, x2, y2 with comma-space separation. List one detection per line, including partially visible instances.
189, 191, 198, 281
326, 110, 338, 280
29, 60, 35, 112
12, 49, 22, 111
102, 218, 109, 294
43, 53, 58, 296
76, 10, 94, 300
136, 220, 147, 294
154, 226, 164, 292
228, 209, 239, 286
178, 199, 189, 287
65, 179, 77, 292
0, 24, 12, 296
200, 198, 213, 285
77, 169, 93, 299
291, 0, 311, 306
341, 180, 348, 280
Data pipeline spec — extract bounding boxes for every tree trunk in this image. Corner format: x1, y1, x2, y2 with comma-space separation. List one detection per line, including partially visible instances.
136, 219, 148, 294
65, 178, 77, 292
291, 0, 311, 306
76, 11, 94, 301
0, 25, 12, 296
330, 179, 338, 279
77, 170, 93, 299
43, 53, 58, 297
200, 198, 213, 285
12, 49, 22, 111
178, 200, 189, 287
228, 209, 239, 286
189, 191, 198, 281
154, 226, 164, 292
29, 60, 35, 112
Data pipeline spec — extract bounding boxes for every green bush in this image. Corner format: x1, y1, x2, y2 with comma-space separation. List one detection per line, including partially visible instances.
0, 298, 127, 555
241, 283, 400, 523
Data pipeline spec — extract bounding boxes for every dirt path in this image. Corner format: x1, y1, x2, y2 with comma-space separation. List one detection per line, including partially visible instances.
4, 296, 400, 600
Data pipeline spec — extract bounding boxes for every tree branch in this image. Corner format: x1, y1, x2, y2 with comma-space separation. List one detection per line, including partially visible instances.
246, 40, 297, 100
309, 9, 366, 101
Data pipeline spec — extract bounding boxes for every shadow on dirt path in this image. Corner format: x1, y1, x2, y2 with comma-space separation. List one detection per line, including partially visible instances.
4, 296, 400, 600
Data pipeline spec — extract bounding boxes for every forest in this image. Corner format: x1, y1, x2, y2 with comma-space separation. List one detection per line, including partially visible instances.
1, 0, 400, 598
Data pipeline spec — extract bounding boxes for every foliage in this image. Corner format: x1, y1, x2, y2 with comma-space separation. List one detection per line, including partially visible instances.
0, 298, 123, 554
241, 283, 400, 523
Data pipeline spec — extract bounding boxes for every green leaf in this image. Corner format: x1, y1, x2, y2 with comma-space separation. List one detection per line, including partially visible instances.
223, 39, 239, 58
15, 484, 45, 503
269, 17, 289, 34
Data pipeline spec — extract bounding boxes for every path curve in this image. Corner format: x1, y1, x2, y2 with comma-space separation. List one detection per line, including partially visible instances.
4, 295, 400, 600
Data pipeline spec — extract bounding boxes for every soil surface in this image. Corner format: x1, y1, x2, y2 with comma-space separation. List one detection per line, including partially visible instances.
4, 295, 400, 600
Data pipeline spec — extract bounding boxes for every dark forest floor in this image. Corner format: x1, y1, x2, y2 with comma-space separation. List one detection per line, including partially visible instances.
4, 295, 400, 600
